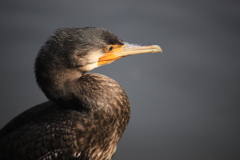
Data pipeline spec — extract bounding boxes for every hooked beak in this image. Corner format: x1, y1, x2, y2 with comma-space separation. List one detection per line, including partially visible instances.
98, 42, 162, 66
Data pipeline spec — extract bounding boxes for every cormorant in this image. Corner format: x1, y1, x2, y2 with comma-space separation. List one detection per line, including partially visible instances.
0, 27, 162, 160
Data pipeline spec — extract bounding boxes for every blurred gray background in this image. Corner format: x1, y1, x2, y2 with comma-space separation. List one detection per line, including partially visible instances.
1, 0, 240, 159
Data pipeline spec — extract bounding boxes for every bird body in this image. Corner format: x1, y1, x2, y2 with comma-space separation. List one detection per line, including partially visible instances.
0, 73, 129, 160
0, 27, 161, 159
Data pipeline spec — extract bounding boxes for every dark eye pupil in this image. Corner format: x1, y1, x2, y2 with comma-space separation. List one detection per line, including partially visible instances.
108, 46, 113, 51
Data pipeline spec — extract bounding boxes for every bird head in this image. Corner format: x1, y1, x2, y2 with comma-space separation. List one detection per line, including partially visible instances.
36, 27, 162, 74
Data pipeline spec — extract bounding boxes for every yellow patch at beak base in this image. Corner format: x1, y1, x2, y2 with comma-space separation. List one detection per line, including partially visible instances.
98, 43, 162, 66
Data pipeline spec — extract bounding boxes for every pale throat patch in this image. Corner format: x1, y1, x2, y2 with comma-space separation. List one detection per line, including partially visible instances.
80, 49, 105, 72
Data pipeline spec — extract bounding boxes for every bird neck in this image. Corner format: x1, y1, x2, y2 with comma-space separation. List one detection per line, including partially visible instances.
36, 67, 130, 113
36, 68, 82, 106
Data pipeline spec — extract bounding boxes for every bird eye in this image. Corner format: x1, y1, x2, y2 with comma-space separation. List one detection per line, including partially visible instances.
106, 45, 113, 52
